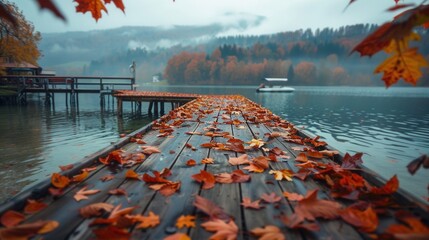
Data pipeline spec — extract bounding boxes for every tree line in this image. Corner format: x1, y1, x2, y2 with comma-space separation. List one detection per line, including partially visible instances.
162, 25, 429, 86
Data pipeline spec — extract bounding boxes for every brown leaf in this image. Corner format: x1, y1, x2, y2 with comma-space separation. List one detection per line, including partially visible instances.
215, 169, 250, 184
283, 191, 304, 201
100, 174, 115, 182
193, 195, 230, 221
93, 225, 131, 239
407, 154, 429, 175
141, 146, 161, 154
80, 203, 114, 218
36, 0, 66, 21
340, 206, 378, 233
228, 154, 250, 165
108, 188, 127, 196
341, 152, 363, 169
251, 225, 285, 240
1, 210, 25, 227
74, 186, 100, 202
0, 220, 59, 239
260, 193, 282, 203
59, 164, 74, 171
241, 197, 263, 209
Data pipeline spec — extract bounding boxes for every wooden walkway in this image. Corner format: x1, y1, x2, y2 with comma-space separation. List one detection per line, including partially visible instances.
0, 95, 428, 239
114, 90, 201, 116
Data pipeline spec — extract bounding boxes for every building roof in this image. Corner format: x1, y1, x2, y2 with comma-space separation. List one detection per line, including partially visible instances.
264, 78, 288, 82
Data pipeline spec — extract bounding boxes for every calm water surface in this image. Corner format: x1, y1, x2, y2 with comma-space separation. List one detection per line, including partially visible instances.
0, 86, 428, 202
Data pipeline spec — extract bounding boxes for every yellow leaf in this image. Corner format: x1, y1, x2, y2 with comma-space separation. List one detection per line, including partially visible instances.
375, 46, 428, 87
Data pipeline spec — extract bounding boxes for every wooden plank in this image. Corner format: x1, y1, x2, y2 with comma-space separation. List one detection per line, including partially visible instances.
23, 131, 162, 239
68, 105, 208, 239
189, 99, 244, 240
231, 110, 304, 239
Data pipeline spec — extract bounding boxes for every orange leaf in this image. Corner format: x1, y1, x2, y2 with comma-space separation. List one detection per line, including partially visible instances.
186, 159, 197, 166
341, 152, 363, 169
24, 200, 47, 214
141, 146, 161, 154
241, 197, 263, 209
251, 225, 285, 240
283, 191, 304, 201
38, 220, 59, 234
71, 171, 89, 182
375, 45, 428, 87
201, 219, 238, 240
0, 220, 59, 239
51, 173, 70, 189
340, 206, 378, 233
260, 192, 282, 203
135, 211, 160, 229
75, 0, 107, 21
176, 215, 196, 228
1, 210, 24, 227
228, 154, 250, 165
269, 169, 294, 181
192, 170, 215, 190
125, 169, 140, 180
295, 153, 308, 163
74, 186, 100, 202
385, 214, 429, 238
164, 233, 191, 240
369, 175, 399, 195
201, 158, 214, 164
80, 203, 114, 218
215, 170, 250, 184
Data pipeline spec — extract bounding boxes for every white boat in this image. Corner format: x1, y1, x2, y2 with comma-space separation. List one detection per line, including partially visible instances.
256, 78, 295, 92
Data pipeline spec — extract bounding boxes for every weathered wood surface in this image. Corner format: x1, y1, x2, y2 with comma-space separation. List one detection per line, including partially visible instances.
0, 95, 428, 240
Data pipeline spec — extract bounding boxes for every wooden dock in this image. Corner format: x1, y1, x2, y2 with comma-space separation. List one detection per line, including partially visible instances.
114, 90, 201, 116
0, 75, 135, 106
0, 95, 428, 239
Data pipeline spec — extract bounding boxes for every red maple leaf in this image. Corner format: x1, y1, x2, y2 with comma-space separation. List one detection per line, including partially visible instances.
192, 170, 215, 190
295, 189, 342, 221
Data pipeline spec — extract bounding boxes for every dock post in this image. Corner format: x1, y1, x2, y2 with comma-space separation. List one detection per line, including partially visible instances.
148, 101, 153, 115
160, 102, 165, 115
171, 102, 174, 110
117, 98, 123, 116
44, 79, 50, 106
154, 101, 159, 116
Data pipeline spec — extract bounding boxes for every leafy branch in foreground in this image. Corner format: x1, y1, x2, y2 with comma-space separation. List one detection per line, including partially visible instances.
350, 1, 429, 87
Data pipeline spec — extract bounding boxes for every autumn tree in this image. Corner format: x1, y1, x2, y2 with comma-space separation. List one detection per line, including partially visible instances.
0, 0, 41, 74
294, 61, 317, 85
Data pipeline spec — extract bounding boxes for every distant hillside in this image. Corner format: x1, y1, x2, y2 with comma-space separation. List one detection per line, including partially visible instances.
39, 24, 429, 86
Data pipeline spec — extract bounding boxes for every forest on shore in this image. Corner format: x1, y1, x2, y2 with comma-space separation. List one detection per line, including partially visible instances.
86, 24, 429, 86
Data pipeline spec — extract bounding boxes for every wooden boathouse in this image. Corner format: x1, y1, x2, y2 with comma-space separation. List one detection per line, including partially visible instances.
0, 95, 427, 239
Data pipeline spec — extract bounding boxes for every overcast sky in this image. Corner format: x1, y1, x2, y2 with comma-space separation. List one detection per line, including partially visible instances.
12, 0, 414, 35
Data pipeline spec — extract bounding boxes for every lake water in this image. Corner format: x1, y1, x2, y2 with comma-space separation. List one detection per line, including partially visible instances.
0, 86, 428, 203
